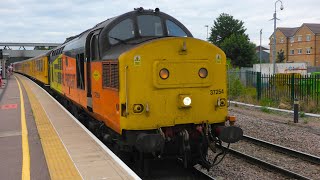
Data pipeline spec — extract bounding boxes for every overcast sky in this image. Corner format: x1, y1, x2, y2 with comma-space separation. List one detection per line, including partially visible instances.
0, 0, 319, 48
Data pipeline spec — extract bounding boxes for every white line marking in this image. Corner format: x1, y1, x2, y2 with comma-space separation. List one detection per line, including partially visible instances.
230, 101, 320, 118
23, 75, 141, 180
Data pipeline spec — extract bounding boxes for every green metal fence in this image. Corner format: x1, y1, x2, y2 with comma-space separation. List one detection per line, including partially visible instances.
228, 70, 320, 104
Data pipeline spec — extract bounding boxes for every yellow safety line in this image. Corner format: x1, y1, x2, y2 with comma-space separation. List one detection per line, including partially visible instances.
17, 75, 82, 180
15, 76, 30, 180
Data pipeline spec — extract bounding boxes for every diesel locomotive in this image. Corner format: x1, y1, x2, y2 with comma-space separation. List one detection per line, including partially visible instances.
14, 7, 243, 170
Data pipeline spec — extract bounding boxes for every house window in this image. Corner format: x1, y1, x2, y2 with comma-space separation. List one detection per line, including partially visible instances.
290, 49, 294, 55
280, 37, 284, 43
297, 49, 302, 54
290, 37, 294, 43
297, 35, 302, 42
306, 35, 311, 41
306, 48, 311, 54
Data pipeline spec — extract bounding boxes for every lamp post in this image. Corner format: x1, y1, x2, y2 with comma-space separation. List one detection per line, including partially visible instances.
272, 0, 284, 74
260, 29, 262, 73
205, 25, 209, 40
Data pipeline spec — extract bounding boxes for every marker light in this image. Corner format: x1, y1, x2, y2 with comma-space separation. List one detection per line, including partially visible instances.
198, 68, 208, 78
133, 104, 144, 113
183, 97, 192, 106
159, 68, 169, 79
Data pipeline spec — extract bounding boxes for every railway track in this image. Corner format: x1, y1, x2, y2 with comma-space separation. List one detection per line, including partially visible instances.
242, 135, 320, 165
120, 156, 215, 179
225, 135, 320, 180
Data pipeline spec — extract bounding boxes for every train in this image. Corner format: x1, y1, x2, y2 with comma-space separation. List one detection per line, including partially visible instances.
14, 7, 243, 171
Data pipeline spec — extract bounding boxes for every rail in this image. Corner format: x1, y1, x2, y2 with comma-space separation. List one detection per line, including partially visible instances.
243, 135, 320, 165
225, 147, 310, 180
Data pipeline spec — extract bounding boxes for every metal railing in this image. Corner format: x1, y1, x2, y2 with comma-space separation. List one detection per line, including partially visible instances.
228, 70, 320, 105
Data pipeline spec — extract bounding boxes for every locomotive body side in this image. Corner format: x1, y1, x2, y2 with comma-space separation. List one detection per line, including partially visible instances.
50, 54, 63, 94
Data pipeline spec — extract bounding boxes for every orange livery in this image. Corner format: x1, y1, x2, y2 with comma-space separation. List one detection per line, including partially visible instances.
14, 8, 243, 171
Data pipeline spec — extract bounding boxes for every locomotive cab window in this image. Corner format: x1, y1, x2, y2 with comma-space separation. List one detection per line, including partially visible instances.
91, 35, 100, 61
108, 19, 134, 45
76, 53, 85, 89
137, 15, 163, 36
166, 20, 187, 37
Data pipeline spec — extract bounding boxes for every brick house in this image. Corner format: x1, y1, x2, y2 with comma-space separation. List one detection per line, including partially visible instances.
269, 23, 320, 66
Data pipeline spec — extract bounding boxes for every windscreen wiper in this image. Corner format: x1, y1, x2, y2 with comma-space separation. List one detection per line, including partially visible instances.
109, 36, 128, 44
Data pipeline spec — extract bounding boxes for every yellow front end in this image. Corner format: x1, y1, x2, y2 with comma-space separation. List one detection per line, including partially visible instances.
119, 37, 227, 131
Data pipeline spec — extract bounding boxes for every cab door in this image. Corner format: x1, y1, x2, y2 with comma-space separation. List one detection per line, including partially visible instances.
86, 31, 100, 111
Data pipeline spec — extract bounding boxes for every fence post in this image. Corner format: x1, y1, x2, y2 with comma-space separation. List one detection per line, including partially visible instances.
291, 73, 295, 102
257, 72, 261, 100
294, 98, 299, 123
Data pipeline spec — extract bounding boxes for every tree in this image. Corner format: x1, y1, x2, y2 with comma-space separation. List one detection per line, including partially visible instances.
34, 46, 49, 50
277, 49, 285, 63
220, 34, 257, 67
208, 13, 247, 47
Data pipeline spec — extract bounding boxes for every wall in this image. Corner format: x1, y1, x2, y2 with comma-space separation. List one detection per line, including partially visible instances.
253, 63, 307, 75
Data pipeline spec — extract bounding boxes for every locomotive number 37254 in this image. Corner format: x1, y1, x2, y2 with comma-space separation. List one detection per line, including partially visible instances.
210, 89, 224, 95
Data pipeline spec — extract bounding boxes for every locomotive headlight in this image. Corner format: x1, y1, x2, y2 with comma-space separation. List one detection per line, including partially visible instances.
198, 68, 208, 78
159, 68, 169, 79
179, 94, 192, 108
183, 97, 192, 106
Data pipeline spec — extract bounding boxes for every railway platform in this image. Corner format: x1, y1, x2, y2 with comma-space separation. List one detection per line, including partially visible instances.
0, 74, 140, 180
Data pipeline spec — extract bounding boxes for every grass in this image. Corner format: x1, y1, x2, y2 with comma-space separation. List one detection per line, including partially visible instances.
299, 99, 320, 114
303, 118, 309, 124
260, 106, 271, 113
299, 111, 306, 118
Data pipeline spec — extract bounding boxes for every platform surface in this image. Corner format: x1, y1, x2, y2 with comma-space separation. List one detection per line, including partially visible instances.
0, 74, 140, 180
0, 76, 50, 179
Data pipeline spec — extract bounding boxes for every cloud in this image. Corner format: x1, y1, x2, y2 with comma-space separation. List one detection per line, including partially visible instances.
0, 0, 319, 49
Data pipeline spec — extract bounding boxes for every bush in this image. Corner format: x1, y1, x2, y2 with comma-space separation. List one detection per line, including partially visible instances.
230, 77, 244, 98
299, 99, 320, 113
228, 70, 245, 100
237, 87, 257, 104
260, 98, 277, 107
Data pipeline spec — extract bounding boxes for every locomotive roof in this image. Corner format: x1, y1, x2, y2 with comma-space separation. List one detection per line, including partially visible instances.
62, 8, 192, 46
49, 8, 192, 60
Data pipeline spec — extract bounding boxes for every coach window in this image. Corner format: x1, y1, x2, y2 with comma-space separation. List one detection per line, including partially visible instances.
108, 19, 134, 45
166, 20, 187, 37
137, 15, 163, 36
